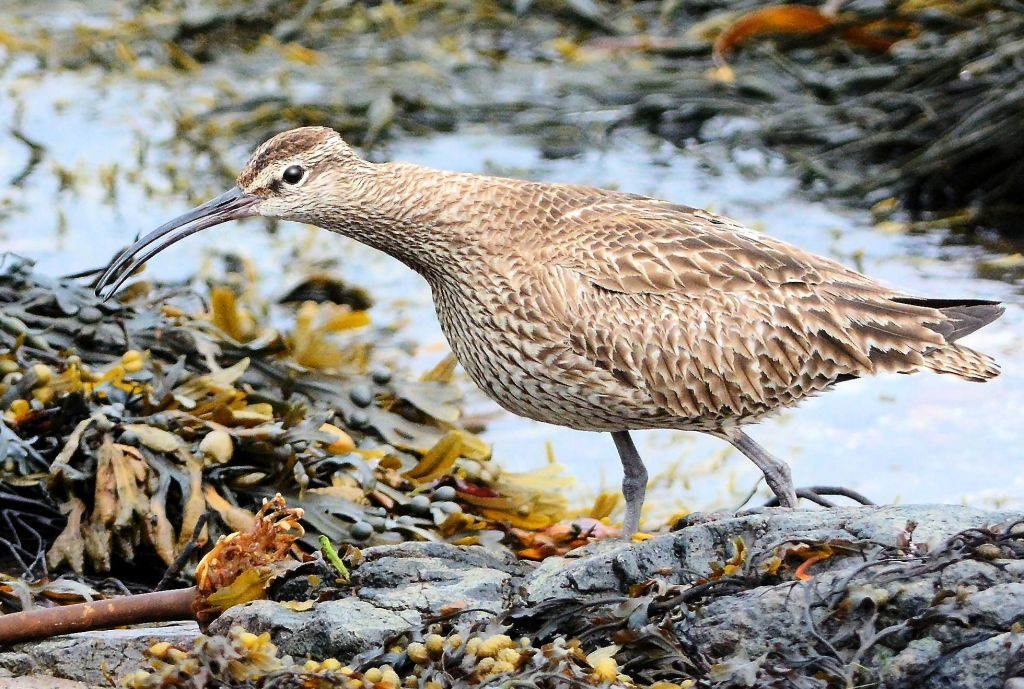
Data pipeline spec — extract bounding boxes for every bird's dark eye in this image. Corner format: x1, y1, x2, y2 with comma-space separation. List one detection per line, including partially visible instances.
282, 165, 304, 184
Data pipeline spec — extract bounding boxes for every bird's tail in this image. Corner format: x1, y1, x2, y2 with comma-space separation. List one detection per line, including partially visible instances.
896, 299, 1005, 382
923, 343, 1001, 382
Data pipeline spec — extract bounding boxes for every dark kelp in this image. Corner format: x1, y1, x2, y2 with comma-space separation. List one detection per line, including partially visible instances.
0, 253, 571, 607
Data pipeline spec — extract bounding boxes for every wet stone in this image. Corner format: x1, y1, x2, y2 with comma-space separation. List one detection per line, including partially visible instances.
431, 485, 456, 501
7, 507, 1024, 687
349, 383, 374, 408
0, 623, 199, 686
350, 520, 374, 540
212, 542, 530, 658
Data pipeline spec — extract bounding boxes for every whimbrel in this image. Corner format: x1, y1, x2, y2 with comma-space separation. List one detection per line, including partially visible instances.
95, 127, 1004, 536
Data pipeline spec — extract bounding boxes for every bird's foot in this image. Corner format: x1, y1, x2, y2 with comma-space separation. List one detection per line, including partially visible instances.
761, 485, 876, 509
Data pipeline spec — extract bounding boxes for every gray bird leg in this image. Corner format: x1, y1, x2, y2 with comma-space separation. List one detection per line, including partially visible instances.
729, 430, 798, 508
611, 430, 648, 537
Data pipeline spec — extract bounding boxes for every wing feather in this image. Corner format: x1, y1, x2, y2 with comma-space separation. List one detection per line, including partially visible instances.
525, 192, 960, 420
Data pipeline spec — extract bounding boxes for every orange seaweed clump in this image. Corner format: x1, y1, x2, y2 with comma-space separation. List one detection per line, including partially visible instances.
193, 494, 305, 628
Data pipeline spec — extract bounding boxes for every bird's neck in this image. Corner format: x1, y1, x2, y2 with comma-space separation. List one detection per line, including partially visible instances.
315, 161, 504, 283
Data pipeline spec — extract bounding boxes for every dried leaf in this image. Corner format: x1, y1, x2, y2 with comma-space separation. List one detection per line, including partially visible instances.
589, 491, 621, 519
209, 287, 254, 342
48, 415, 96, 479
178, 454, 206, 548
419, 354, 458, 383
46, 498, 87, 576
280, 599, 315, 612
206, 567, 268, 610
124, 424, 181, 453
203, 484, 256, 533
404, 431, 464, 482
713, 5, 834, 64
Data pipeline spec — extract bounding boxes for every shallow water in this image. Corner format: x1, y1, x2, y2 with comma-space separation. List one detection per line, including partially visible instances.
0, 41, 1021, 519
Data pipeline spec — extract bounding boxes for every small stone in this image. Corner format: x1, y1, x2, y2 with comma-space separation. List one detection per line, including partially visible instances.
435, 501, 462, 514
351, 521, 374, 540
348, 410, 370, 429
409, 495, 431, 515
371, 369, 392, 385
199, 430, 234, 463
78, 306, 103, 323
431, 485, 457, 501
350, 384, 375, 408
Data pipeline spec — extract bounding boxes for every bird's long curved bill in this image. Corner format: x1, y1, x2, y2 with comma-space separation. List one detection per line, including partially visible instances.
94, 187, 259, 300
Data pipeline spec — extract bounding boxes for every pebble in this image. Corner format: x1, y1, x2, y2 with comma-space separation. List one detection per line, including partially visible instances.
78, 306, 103, 323
431, 485, 457, 501
347, 410, 370, 429
408, 494, 431, 515
349, 384, 374, 408
351, 521, 374, 540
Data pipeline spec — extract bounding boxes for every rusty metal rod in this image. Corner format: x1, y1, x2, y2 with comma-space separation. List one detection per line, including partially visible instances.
0, 586, 197, 647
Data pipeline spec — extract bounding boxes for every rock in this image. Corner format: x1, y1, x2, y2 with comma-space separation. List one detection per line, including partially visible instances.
211, 541, 530, 658
212, 598, 420, 659
5, 506, 1023, 687
0, 622, 198, 686
521, 505, 1024, 687
523, 505, 1019, 602
0, 678, 89, 688
355, 540, 527, 615
923, 632, 1024, 689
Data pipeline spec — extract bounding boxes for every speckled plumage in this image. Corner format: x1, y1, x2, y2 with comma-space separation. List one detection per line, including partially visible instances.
273, 149, 1000, 434
96, 127, 1005, 534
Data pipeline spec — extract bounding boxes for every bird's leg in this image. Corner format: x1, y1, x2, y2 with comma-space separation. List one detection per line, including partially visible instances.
611, 430, 648, 537
728, 430, 798, 508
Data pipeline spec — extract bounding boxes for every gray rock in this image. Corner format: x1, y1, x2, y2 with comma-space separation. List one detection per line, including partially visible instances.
355, 541, 528, 615
5, 506, 1022, 687
0, 622, 198, 686
923, 632, 1024, 689
0, 678, 90, 688
211, 541, 529, 658
882, 637, 943, 687
212, 598, 420, 659
523, 505, 1019, 603
523, 505, 1024, 687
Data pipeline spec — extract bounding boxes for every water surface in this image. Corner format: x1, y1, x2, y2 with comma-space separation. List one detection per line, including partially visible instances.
0, 54, 1021, 520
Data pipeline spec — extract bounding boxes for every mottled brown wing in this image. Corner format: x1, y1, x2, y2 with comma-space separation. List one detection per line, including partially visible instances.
542, 198, 949, 420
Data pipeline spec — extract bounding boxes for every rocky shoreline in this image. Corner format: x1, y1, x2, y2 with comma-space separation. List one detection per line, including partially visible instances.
4, 504, 1022, 688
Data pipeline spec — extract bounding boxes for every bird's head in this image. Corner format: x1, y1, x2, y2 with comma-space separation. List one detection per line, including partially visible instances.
94, 126, 366, 299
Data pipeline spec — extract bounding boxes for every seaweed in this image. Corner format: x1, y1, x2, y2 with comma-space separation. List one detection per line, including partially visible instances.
0, 253, 572, 602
